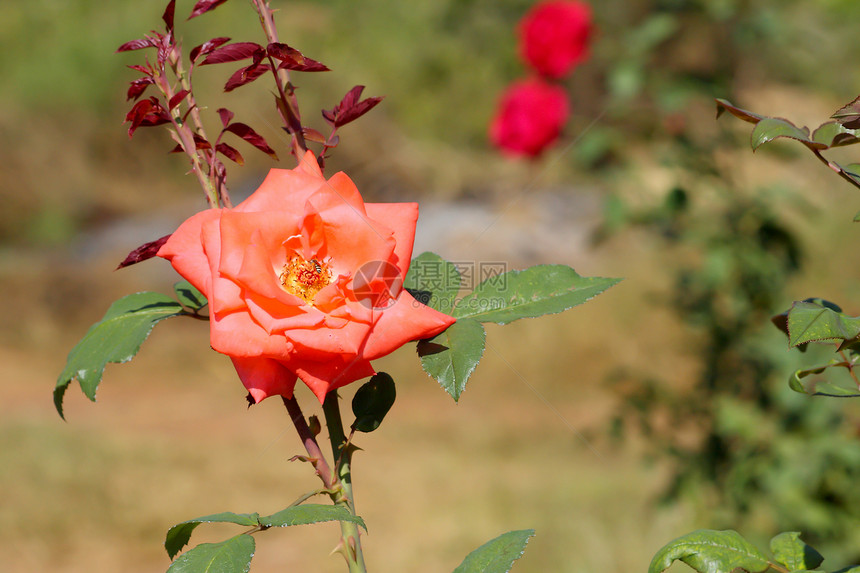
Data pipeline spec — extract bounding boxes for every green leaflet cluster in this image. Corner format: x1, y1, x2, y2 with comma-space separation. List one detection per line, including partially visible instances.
648, 529, 860, 573
405, 251, 620, 401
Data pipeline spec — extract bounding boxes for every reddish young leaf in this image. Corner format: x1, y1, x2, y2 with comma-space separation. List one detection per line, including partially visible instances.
127, 64, 153, 75
162, 0, 176, 32
267, 43, 330, 72
200, 42, 264, 65
127, 77, 155, 101
125, 97, 170, 137
217, 108, 234, 128
189, 0, 231, 20
224, 63, 271, 92
117, 37, 158, 52
278, 59, 330, 73
322, 85, 384, 128
169, 133, 213, 153
216, 142, 245, 165
223, 122, 278, 159
833, 95, 860, 129
190, 36, 231, 63
168, 89, 190, 111
116, 234, 172, 269
302, 127, 327, 144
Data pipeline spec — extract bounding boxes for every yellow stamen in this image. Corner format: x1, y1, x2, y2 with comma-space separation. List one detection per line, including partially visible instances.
279, 256, 332, 304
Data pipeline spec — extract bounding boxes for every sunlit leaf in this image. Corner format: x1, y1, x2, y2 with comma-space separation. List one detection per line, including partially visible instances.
404, 251, 462, 314
787, 300, 860, 347
54, 293, 186, 419
259, 504, 366, 530
452, 529, 535, 573
454, 265, 620, 325
770, 532, 823, 571
167, 534, 255, 573
648, 529, 769, 573
811, 121, 860, 148
751, 117, 818, 151
165, 512, 259, 560
418, 317, 484, 402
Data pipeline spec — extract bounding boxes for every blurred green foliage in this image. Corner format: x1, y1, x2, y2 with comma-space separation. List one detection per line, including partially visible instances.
5, 0, 860, 245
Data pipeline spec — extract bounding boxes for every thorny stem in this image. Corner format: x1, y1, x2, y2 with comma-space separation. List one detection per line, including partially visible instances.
283, 393, 367, 572
155, 43, 221, 209
250, 0, 308, 158
322, 391, 367, 573
169, 49, 233, 208
282, 396, 335, 490
813, 148, 860, 194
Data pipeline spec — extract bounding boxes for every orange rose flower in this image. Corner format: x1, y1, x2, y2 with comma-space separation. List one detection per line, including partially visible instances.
158, 151, 455, 403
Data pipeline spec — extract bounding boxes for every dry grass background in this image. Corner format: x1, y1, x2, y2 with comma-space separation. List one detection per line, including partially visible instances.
5, 2, 860, 572
0, 155, 700, 572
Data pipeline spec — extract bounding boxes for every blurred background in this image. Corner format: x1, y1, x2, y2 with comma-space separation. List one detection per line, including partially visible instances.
5, 0, 860, 571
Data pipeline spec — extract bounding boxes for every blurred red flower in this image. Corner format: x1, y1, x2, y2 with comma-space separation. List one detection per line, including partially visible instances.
489, 78, 570, 158
518, 0, 593, 79
158, 151, 455, 403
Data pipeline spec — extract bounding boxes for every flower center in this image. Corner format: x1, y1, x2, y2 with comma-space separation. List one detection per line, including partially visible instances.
279, 256, 333, 304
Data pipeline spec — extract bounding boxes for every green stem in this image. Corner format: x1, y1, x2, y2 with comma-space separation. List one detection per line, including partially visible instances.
322, 391, 367, 573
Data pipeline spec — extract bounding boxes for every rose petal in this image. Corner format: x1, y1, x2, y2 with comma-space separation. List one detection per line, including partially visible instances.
157, 209, 221, 296
231, 356, 298, 403
365, 202, 419, 274
362, 290, 456, 360
295, 357, 376, 403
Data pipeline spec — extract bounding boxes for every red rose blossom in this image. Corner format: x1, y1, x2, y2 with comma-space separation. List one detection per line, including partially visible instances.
158, 151, 455, 403
489, 78, 570, 158
518, 0, 593, 79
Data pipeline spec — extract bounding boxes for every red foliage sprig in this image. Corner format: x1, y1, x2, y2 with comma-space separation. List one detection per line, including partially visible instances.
116, 0, 384, 265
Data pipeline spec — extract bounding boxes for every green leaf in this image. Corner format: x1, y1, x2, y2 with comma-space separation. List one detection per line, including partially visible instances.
787, 301, 860, 347
54, 292, 186, 419
165, 512, 260, 560
351, 372, 396, 433
806, 381, 860, 398
259, 504, 366, 530
648, 529, 769, 573
452, 529, 535, 573
751, 117, 818, 151
453, 265, 620, 324
833, 567, 860, 573
174, 280, 208, 312
788, 365, 828, 394
811, 122, 860, 148
770, 532, 823, 571
404, 251, 462, 314
418, 317, 485, 401
167, 534, 255, 573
